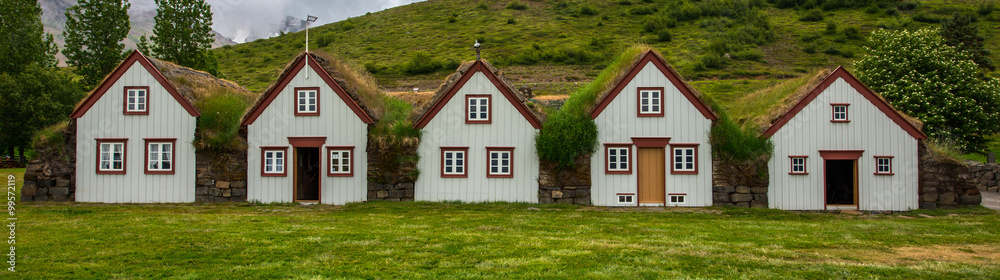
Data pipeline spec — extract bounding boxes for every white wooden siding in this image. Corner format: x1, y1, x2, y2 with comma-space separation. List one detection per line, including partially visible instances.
591, 62, 714, 206
767, 78, 919, 211
246, 64, 369, 205
75, 62, 197, 203
415, 72, 540, 203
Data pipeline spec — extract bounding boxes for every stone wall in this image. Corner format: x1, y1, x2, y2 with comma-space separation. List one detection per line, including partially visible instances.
195, 148, 248, 202
538, 155, 592, 205
366, 136, 418, 201
968, 162, 999, 192
22, 120, 77, 202
918, 144, 981, 209
712, 159, 768, 207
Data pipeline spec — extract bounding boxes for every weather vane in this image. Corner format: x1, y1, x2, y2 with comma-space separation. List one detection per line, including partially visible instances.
474, 40, 481, 61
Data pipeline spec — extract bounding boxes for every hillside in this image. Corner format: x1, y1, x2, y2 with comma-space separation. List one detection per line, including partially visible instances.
213, 0, 1000, 96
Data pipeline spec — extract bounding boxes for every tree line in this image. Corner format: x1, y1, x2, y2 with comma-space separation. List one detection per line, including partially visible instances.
0, 0, 216, 164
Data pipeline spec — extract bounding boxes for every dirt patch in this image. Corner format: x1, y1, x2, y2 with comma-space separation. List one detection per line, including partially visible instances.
532, 95, 568, 101
809, 244, 1000, 266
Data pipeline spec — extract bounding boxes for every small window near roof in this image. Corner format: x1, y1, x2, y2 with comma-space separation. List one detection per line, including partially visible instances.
466, 95, 491, 123
124, 87, 149, 114
295, 88, 319, 115
831, 104, 849, 122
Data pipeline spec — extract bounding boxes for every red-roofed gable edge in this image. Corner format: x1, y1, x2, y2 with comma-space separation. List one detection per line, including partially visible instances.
241, 53, 374, 126
69, 50, 200, 118
761, 66, 927, 140
590, 50, 717, 120
413, 60, 543, 129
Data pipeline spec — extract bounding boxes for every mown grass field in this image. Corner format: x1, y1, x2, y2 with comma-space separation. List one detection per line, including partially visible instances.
6, 162, 999, 279
14, 202, 1000, 279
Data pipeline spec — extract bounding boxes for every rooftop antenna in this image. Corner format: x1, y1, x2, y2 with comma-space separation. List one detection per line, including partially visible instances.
305, 15, 318, 78
474, 40, 481, 61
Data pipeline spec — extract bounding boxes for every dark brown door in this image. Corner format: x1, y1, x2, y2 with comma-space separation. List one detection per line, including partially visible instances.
637, 147, 665, 205
295, 147, 320, 201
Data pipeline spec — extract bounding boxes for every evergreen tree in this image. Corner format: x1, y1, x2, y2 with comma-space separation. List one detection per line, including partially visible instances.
0, 0, 83, 162
940, 12, 995, 71
148, 0, 218, 76
63, 0, 131, 87
0, 0, 57, 75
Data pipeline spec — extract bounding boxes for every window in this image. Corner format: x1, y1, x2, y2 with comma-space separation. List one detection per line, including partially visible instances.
261, 147, 287, 176
875, 156, 894, 175
670, 144, 698, 174
789, 156, 808, 175
669, 194, 686, 204
327, 146, 353, 177
124, 86, 149, 114
145, 139, 175, 174
295, 87, 319, 116
617, 194, 634, 204
466, 95, 491, 123
637, 87, 664, 116
831, 104, 849, 122
487, 147, 514, 178
441, 147, 468, 177
97, 139, 127, 174
605, 144, 632, 174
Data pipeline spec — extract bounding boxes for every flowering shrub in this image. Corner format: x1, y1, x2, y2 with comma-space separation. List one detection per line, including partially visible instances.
854, 28, 1000, 151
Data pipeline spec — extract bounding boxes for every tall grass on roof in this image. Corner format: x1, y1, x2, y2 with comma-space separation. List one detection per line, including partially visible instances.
535, 45, 649, 168
731, 70, 826, 130
195, 89, 252, 151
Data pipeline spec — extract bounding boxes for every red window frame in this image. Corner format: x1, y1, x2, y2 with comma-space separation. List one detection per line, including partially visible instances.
441, 147, 469, 178
636, 87, 665, 117
294, 87, 320, 116
605, 144, 633, 174
789, 155, 808, 175
144, 138, 176, 175
486, 147, 514, 178
123, 86, 150, 115
669, 143, 699, 175
465, 94, 492, 124
831, 103, 850, 122
326, 146, 354, 177
96, 138, 128, 174
874, 156, 894, 175
261, 146, 288, 177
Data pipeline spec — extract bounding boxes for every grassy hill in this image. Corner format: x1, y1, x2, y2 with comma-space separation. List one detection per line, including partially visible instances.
212, 0, 1000, 96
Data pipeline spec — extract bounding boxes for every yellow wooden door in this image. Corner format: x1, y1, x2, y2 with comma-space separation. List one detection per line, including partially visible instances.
637, 147, 665, 205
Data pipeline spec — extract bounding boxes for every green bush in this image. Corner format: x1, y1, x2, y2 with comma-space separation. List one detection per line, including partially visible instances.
701, 53, 730, 69
800, 32, 821, 42
403, 52, 442, 74
709, 111, 773, 162
507, 18, 517, 24
506, 1, 527, 10
535, 111, 598, 168
670, 3, 702, 21
799, 9, 824, 22
912, 12, 942, 23
579, 5, 598, 16
732, 48, 764, 61
842, 26, 862, 40
855, 28, 1000, 151
643, 16, 676, 33
978, 1, 996, 15
629, 6, 655, 15
316, 34, 334, 47
825, 22, 837, 34
657, 30, 673, 42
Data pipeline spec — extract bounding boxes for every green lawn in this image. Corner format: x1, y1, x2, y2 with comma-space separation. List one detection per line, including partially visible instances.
11, 200, 999, 278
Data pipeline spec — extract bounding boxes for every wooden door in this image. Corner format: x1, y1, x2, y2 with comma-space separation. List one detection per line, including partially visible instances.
637, 147, 665, 205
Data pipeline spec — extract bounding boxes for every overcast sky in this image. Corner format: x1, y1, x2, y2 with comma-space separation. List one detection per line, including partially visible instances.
131, 0, 425, 41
